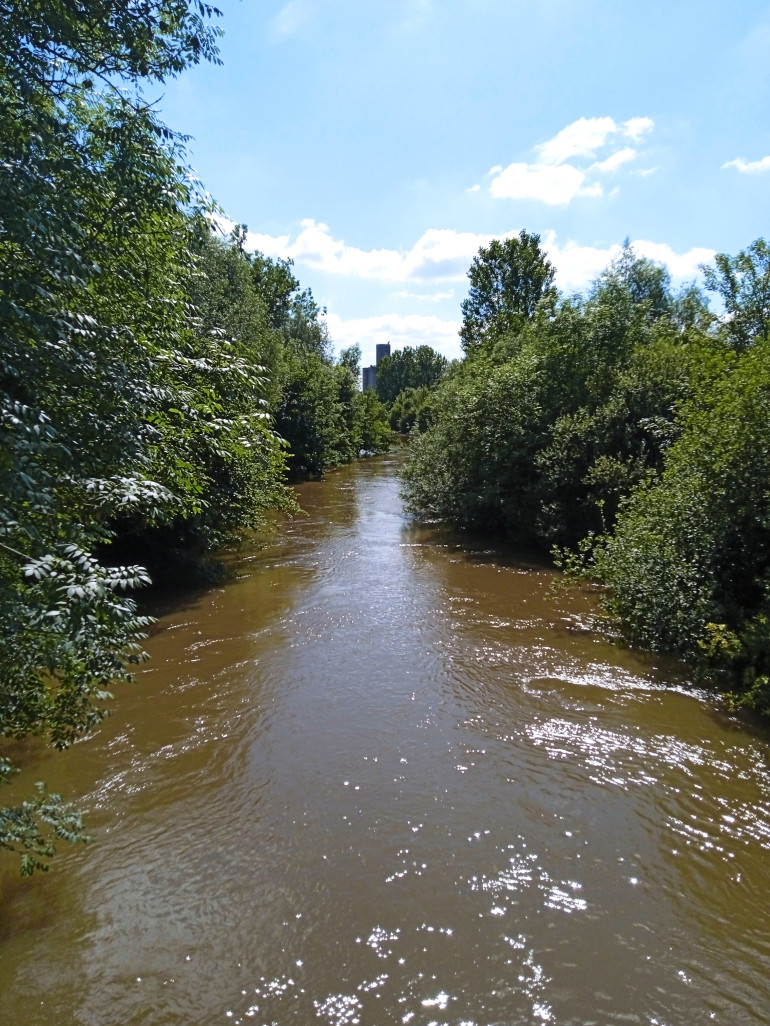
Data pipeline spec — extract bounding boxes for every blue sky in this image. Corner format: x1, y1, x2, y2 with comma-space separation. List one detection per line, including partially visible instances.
159, 0, 770, 364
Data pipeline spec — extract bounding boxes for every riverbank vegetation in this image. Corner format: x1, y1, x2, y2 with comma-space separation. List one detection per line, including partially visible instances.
0, 1, 388, 873
403, 232, 770, 716
370, 345, 449, 433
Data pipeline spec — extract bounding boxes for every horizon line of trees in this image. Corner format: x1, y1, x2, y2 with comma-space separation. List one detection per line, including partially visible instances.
403, 230, 770, 718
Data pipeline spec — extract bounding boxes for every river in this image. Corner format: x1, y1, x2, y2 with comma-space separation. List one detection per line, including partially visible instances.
1, 451, 770, 1025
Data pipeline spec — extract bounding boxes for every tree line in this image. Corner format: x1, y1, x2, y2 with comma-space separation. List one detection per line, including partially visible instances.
0, 1, 392, 873
403, 231, 770, 718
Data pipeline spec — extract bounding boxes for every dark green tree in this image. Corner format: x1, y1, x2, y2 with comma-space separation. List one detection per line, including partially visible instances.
701, 238, 770, 349
337, 344, 362, 377
404, 242, 699, 547
589, 335, 770, 712
375, 345, 447, 405
460, 231, 556, 354
356, 390, 392, 454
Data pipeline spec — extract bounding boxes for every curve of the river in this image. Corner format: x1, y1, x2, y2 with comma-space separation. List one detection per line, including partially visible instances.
2, 451, 770, 1026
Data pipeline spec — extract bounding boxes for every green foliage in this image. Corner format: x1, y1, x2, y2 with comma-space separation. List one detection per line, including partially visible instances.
405, 243, 696, 547
375, 345, 448, 405
589, 335, 770, 702
0, 0, 305, 872
0, 775, 89, 877
402, 352, 546, 538
460, 231, 556, 354
701, 237, 770, 349
0, 0, 390, 874
403, 237, 770, 718
388, 387, 435, 434
337, 344, 362, 377
357, 390, 392, 454
275, 354, 390, 477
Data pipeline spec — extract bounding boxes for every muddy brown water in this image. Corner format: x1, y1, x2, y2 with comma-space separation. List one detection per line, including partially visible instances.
1, 452, 770, 1026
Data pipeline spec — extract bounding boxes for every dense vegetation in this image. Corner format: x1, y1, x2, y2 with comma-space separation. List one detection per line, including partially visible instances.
0, 1, 388, 874
371, 344, 449, 433
403, 232, 770, 715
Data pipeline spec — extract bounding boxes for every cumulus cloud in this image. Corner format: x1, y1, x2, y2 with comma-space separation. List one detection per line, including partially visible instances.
722, 155, 770, 174
490, 162, 596, 205
322, 234, 713, 363
592, 147, 637, 173
622, 117, 655, 142
630, 241, 716, 280
537, 116, 619, 165
227, 217, 712, 296
239, 219, 502, 282
490, 115, 654, 205
542, 232, 715, 292
326, 311, 463, 363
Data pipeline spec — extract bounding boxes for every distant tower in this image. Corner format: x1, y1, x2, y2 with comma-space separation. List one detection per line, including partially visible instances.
362, 365, 377, 391
375, 342, 391, 365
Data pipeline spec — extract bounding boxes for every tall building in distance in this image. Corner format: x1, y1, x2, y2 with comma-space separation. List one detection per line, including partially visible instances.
362, 342, 391, 392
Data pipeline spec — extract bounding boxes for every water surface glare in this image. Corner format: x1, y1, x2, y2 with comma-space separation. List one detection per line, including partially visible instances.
2, 452, 770, 1025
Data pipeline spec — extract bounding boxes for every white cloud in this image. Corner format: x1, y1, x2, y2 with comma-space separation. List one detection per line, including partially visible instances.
270, 0, 310, 39
490, 162, 596, 205
631, 166, 660, 178
623, 117, 655, 142
490, 115, 655, 205
592, 147, 637, 173
542, 234, 623, 291
323, 235, 714, 364
537, 116, 619, 165
467, 183, 481, 193
241, 220, 502, 282
326, 311, 463, 364
722, 155, 770, 174
244, 230, 291, 256
395, 289, 455, 302
633, 241, 715, 280
231, 217, 712, 298
542, 232, 715, 292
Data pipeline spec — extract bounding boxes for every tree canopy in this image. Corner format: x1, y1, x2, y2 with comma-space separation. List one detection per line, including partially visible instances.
375, 345, 448, 405
404, 236, 770, 716
459, 231, 556, 354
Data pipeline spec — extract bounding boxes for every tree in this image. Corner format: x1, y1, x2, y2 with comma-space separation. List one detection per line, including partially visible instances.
589, 335, 770, 713
0, 0, 226, 873
405, 242, 700, 547
701, 238, 770, 349
337, 344, 362, 377
356, 390, 391, 454
375, 345, 447, 405
251, 253, 302, 332
388, 387, 435, 434
0, 0, 222, 95
460, 231, 556, 354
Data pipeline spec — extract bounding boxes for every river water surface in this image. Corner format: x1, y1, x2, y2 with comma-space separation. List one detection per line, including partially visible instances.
2, 452, 770, 1025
